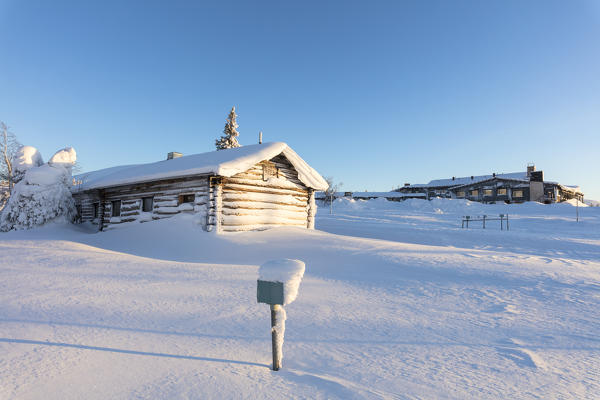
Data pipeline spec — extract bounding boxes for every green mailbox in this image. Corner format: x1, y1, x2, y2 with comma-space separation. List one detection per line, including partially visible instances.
257, 280, 284, 305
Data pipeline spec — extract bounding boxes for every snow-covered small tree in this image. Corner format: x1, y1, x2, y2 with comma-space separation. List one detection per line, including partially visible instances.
323, 176, 341, 204
215, 107, 241, 150
0, 147, 77, 231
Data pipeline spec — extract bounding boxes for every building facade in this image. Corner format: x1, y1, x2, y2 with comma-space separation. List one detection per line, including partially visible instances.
396, 165, 583, 204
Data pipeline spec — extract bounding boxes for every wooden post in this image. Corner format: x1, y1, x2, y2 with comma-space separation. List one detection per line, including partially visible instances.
270, 304, 282, 371
483, 215, 486, 229
500, 214, 503, 230
506, 214, 509, 231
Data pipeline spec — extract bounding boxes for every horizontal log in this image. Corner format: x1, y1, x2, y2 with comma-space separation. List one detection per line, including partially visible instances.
222, 201, 307, 212
154, 196, 178, 202
222, 214, 307, 224
222, 193, 307, 207
154, 208, 180, 215
221, 222, 306, 232
222, 214, 307, 226
121, 211, 140, 217
154, 200, 178, 207
223, 183, 308, 198
223, 177, 307, 192
231, 172, 304, 188
228, 172, 305, 190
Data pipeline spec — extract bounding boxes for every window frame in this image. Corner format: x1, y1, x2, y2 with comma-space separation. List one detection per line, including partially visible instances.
142, 196, 154, 212
178, 194, 195, 205
111, 200, 121, 217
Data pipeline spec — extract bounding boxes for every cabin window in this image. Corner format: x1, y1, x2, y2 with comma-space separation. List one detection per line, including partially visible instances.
456, 191, 465, 198
483, 189, 493, 197
470, 190, 478, 197
111, 200, 121, 217
93, 203, 99, 218
142, 197, 154, 212
497, 188, 507, 196
179, 194, 195, 204
262, 162, 277, 181
513, 190, 523, 198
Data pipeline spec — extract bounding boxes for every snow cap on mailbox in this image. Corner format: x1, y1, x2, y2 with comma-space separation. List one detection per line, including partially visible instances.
258, 259, 305, 305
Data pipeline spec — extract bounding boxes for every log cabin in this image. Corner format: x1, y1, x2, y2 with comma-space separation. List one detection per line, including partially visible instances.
71, 142, 329, 232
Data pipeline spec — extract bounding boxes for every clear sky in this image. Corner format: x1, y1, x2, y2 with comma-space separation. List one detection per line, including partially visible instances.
1, 0, 599, 199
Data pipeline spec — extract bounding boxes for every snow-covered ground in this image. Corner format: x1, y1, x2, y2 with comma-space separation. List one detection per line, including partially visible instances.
1, 198, 599, 399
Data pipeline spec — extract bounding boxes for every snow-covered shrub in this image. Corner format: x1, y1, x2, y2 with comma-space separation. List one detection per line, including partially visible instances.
0, 147, 77, 231
11, 145, 44, 185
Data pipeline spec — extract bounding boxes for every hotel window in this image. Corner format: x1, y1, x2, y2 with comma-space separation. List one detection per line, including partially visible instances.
483, 189, 493, 197
497, 188, 507, 196
142, 197, 154, 212
456, 191, 465, 197
111, 200, 121, 217
471, 190, 478, 197
93, 203, 99, 218
513, 190, 523, 198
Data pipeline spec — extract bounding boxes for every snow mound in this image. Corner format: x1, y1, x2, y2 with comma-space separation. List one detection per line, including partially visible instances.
49, 147, 77, 174
49, 147, 77, 166
11, 146, 44, 184
25, 164, 67, 186
563, 198, 587, 207
259, 259, 305, 305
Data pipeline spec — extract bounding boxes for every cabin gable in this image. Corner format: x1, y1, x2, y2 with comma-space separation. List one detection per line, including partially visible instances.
219, 153, 314, 232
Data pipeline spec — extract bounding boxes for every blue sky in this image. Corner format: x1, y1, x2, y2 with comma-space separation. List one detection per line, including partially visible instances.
1, 0, 599, 199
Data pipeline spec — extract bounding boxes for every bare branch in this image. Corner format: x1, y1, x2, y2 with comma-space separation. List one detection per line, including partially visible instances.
0, 121, 23, 191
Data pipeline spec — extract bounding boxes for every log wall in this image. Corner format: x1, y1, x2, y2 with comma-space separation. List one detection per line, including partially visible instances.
220, 155, 310, 232
74, 176, 211, 231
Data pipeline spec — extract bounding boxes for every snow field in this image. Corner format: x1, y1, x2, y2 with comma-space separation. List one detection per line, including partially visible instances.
0, 198, 599, 399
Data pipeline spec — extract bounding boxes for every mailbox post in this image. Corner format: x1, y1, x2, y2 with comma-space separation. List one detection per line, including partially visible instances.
257, 259, 305, 371
257, 279, 285, 370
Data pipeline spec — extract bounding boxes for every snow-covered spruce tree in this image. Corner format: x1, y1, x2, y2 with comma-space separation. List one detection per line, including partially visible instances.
215, 106, 241, 150
0, 147, 77, 231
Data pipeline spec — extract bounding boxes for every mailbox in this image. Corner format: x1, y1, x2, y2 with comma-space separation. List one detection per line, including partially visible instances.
257, 280, 284, 305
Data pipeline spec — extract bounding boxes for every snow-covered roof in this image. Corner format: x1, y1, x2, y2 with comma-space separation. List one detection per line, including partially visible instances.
409, 172, 528, 189
559, 184, 582, 194
73, 142, 328, 191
